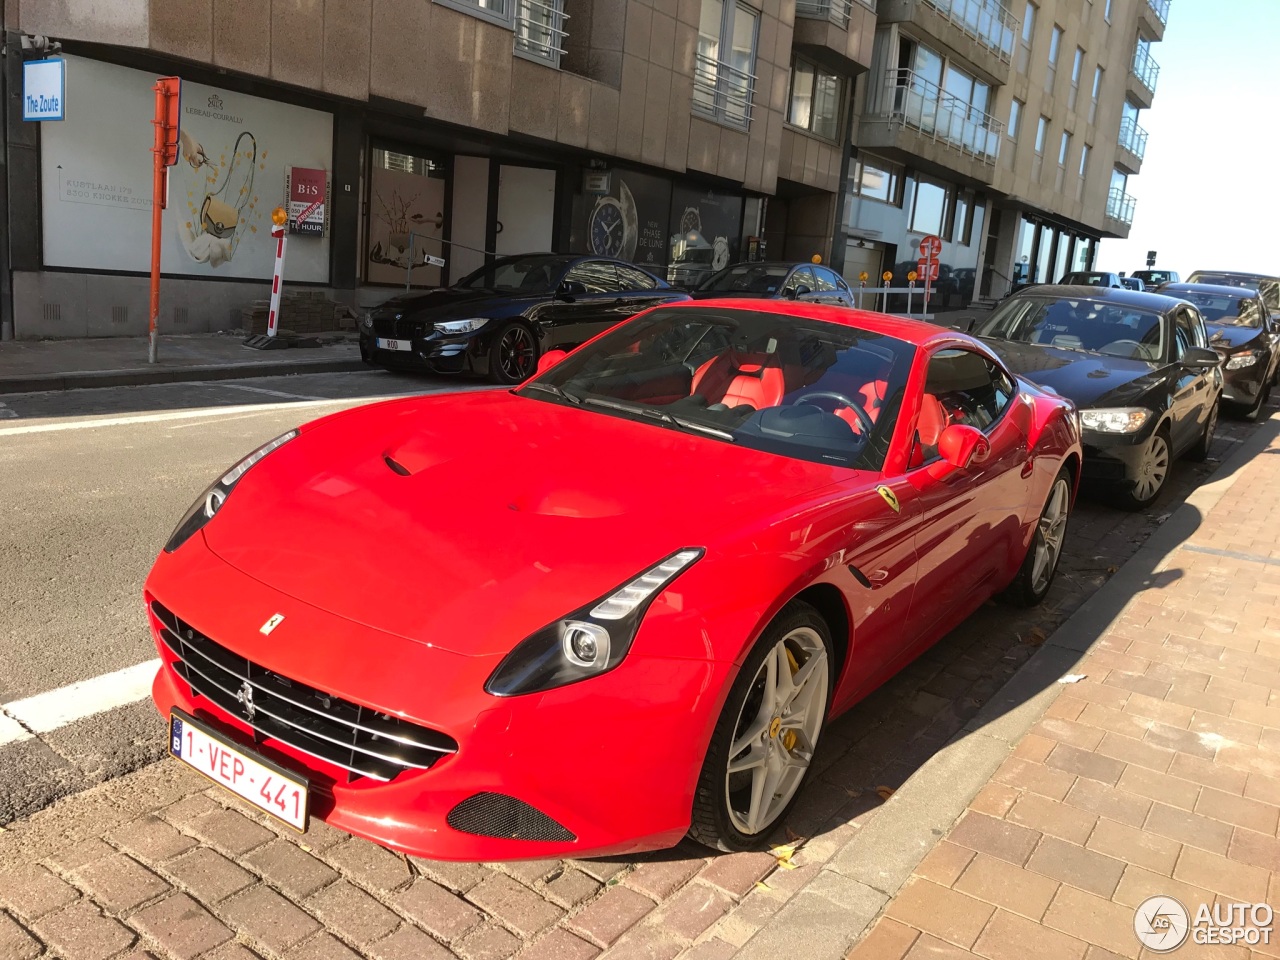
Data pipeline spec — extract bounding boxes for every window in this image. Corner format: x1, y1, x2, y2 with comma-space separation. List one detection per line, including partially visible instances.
436, 0, 567, 66
782, 267, 816, 296
1173, 308, 1199, 359
1072, 48, 1084, 85
1022, 2, 1037, 43
917, 350, 1015, 462
812, 268, 839, 293
615, 264, 659, 290
694, 0, 760, 127
1048, 26, 1063, 64
1058, 131, 1070, 166
436, 0, 511, 26
1035, 116, 1048, 153
910, 179, 949, 235
788, 58, 843, 141
949, 192, 973, 245
1104, 0, 1113, 21
1008, 98, 1023, 138
566, 260, 625, 293
852, 154, 904, 205
1092, 66, 1104, 98
1079, 143, 1091, 177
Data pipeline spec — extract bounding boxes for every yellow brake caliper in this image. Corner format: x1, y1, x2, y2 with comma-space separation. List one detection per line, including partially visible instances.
782, 647, 800, 752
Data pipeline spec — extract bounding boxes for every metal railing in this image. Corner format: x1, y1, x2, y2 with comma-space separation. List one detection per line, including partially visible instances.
867, 68, 1004, 163
1131, 44, 1160, 93
514, 0, 569, 66
692, 52, 757, 127
1145, 0, 1171, 26
796, 0, 856, 29
921, 0, 1019, 62
1118, 115, 1149, 160
1106, 188, 1136, 224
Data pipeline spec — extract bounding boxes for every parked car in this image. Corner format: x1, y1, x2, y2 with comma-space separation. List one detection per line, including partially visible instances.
146, 300, 1081, 860
359, 254, 688, 384
973, 286, 1222, 510
1058, 271, 1124, 288
1162, 282, 1278, 417
1119, 277, 1146, 292
1130, 269, 1180, 287
688, 261, 855, 307
1186, 271, 1280, 318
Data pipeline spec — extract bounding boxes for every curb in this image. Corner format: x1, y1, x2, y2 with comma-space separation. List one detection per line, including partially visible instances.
0, 357, 368, 394
736, 412, 1280, 960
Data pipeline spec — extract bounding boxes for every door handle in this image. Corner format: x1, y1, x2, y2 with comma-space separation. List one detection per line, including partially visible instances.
1021, 458, 1035, 479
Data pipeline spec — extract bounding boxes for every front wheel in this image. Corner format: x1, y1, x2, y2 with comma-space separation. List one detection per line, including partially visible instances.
688, 602, 833, 852
1119, 426, 1172, 510
1003, 467, 1072, 607
488, 322, 539, 385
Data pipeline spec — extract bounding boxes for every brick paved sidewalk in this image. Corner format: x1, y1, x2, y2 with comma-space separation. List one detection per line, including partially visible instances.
842, 428, 1280, 960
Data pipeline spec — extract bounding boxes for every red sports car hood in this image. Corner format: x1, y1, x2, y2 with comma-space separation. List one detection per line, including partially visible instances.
202, 390, 850, 656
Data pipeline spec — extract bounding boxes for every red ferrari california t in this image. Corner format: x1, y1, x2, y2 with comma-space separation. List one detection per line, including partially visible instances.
145, 300, 1081, 860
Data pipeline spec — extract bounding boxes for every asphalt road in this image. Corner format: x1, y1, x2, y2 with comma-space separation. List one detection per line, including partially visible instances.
0, 367, 1267, 824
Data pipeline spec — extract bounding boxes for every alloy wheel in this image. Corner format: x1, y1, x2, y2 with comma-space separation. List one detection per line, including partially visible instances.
499, 326, 535, 381
724, 627, 828, 836
1133, 432, 1170, 503
1031, 476, 1070, 595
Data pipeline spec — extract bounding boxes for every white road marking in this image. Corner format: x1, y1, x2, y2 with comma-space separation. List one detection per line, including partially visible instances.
0, 712, 30, 747
3, 659, 161, 736
217, 382, 331, 402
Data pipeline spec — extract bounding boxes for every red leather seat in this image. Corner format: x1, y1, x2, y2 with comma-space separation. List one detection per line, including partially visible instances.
910, 394, 950, 467
834, 379, 888, 434
691, 353, 785, 409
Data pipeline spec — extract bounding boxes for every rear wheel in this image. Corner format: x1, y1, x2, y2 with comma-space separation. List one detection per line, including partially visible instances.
689, 602, 832, 852
1186, 399, 1219, 461
1119, 426, 1171, 510
1003, 467, 1072, 607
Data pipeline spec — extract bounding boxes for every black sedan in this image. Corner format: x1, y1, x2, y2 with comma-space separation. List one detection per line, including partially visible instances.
972, 287, 1222, 510
1162, 282, 1278, 417
687, 261, 855, 306
360, 254, 688, 384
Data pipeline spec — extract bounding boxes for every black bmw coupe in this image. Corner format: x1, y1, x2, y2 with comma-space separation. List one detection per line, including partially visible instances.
360, 254, 688, 384
972, 286, 1222, 510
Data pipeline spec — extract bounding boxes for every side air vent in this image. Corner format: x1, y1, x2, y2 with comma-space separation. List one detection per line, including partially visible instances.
446, 793, 575, 842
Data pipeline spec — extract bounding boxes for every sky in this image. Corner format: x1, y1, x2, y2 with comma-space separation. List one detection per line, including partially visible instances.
1099, 0, 1280, 278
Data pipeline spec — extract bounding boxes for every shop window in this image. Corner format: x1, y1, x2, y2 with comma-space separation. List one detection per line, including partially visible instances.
948, 192, 973, 246
851, 154, 903, 206
693, 0, 760, 127
788, 58, 843, 141
910, 179, 948, 236
366, 145, 448, 287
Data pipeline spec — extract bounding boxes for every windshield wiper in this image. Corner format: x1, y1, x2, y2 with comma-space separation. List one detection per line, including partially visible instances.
522, 382, 581, 405
583, 397, 735, 441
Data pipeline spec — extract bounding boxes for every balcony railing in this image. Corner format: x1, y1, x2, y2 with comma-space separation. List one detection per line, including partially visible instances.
1131, 44, 1160, 93
1106, 188, 1136, 224
1118, 116, 1148, 160
921, 0, 1019, 62
867, 68, 1004, 162
1145, 0, 1171, 26
514, 0, 569, 66
693, 53, 757, 127
796, 0, 856, 29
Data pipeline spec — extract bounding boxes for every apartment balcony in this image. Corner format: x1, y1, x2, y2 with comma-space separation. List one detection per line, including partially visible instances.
1127, 45, 1160, 108
794, 0, 878, 73
692, 53, 758, 129
875, 0, 1018, 85
1104, 187, 1136, 237
1115, 115, 1148, 174
858, 68, 1003, 185
1137, 0, 1170, 42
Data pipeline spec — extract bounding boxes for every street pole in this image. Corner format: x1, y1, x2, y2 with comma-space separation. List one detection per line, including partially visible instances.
266, 210, 288, 339
148, 78, 180, 365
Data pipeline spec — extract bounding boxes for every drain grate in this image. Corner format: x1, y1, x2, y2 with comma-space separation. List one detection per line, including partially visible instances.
42, 303, 61, 322
111, 305, 129, 325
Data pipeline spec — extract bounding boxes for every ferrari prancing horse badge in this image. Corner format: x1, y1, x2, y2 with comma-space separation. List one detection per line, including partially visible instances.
877, 485, 900, 514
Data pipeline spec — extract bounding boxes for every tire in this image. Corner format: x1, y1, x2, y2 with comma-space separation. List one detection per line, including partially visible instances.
688, 601, 834, 852
1186, 399, 1219, 461
1119, 426, 1172, 510
1003, 466, 1072, 607
488, 322, 539, 385
1244, 382, 1271, 422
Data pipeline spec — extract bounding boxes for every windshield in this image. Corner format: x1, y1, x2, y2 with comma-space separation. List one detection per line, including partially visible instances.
520, 306, 916, 470
1182, 292, 1263, 327
975, 295, 1166, 361
697, 264, 792, 294
1060, 273, 1111, 286
1134, 271, 1172, 285
456, 255, 573, 294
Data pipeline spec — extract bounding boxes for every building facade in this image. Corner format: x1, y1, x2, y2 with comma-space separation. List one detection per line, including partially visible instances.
0, 0, 1163, 340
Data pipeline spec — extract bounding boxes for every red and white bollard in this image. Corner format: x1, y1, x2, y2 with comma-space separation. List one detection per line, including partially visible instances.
267, 220, 288, 338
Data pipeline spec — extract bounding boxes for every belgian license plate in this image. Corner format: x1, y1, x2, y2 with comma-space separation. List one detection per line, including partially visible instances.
376, 337, 412, 351
169, 709, 309, 831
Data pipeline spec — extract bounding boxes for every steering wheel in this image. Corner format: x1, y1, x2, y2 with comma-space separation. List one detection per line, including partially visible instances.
1099, 339, 1146, 359
793, 391, 875, 435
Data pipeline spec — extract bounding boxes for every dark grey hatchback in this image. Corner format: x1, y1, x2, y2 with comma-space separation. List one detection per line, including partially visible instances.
972, 286, 1223, 510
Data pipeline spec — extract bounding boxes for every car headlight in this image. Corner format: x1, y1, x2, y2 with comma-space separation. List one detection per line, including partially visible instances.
164, 431, 298, 553
434, 318, 489, 335
1080, 408, 1152, 434
1225, 352, 1259, 370
485, 549, 704, 697
359, 313, 373, 330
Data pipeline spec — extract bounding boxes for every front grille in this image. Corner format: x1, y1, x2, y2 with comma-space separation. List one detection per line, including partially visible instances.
151, 601, 457, 782
371, 315, 421, 339
446, 793, 575, 842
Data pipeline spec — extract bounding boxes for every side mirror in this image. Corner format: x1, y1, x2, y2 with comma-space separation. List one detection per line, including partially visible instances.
927, 424, 990, 479
793, 284, 813, 298
782, 287, 798, 300
557, 280, 588, 301
536, 349, 568, 375
1181, 346, 1221, 369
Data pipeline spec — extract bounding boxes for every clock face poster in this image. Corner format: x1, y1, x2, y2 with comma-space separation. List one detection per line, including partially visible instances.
668, 186, 745, 288
572, 169, 672, 271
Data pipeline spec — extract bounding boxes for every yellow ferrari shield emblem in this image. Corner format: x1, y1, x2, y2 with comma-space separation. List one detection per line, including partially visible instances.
877, 485, 900, 514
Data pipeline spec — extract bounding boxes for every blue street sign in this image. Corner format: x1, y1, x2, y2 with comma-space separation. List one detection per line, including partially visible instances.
23, 59, 65, 121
